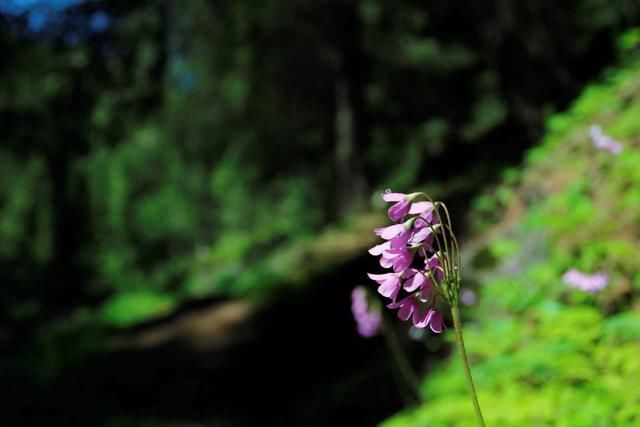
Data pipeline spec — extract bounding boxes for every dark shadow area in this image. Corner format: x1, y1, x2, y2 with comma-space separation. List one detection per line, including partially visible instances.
2, 254, 439, 427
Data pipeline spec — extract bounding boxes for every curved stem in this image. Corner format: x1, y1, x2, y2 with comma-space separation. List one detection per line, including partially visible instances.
451, 303, 486, 427
382, 318, 421, 401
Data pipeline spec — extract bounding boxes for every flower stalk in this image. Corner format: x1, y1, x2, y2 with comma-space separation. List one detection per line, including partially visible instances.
367, 188, 486, 424
451, 302, 486, 427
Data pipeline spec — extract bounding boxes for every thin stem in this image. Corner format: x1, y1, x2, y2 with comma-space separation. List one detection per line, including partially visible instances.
387, 351, 418, 406
451, 303, 486, 427
434, 205, 452, 277
382, 318, 421, 401
439, 203, 462, 274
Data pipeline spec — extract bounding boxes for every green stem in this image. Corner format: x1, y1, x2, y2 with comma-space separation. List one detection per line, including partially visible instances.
451, 303, 486, 427
382, 318, 421, 401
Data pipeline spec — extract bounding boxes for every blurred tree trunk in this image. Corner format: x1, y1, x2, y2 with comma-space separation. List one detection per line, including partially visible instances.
44, 74, 90, 310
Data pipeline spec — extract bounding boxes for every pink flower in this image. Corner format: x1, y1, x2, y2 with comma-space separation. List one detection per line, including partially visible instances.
368, 241, 391, 256
381, 247, 415, 272
367, 272, 402, 301
409, 201, 433, 215
351, 287, 382, 338
368, 269, 432, 302
419, 283, 433, 301
413, 307, 444, 332
590, 125, 622, 155
367, 189, 454, 335
402, 270, 428, 292
381, 189, 406, 202
562, 268, 608, 293
374, 224, 406, 240
408, 225, 433, 245
387, 297, 443, 333
382, 189, 430, 223
387, 296, 417, 321
425, 255, 445, 281
388, 198, 411, 222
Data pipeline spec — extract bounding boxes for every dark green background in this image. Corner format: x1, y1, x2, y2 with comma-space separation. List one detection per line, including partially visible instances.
1, 1, 639, 426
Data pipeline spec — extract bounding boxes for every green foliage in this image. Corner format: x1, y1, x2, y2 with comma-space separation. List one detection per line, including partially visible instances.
0, 153, 49, 260
386, 31, 640, 427
386, 305, 640, 427
101, 291, 176, 328
1, 0, 638, 342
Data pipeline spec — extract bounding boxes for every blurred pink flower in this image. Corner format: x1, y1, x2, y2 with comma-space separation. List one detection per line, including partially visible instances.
590, 125, 622, 155
351, 287, 382, 338
562, 268, 608, 293
460, 289, 477, 306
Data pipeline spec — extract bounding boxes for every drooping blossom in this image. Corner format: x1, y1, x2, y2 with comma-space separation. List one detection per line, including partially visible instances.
351, 287, 382, 338
381, 247, 415, 273
415, 308, 443, 333
373, 223, 407, 240
386, 295, 417, 321
388, 198, 411, 222
382, 191, 419, 222
562, 268, 608, 293
367, 272, 402, 300
366, 189, 485, 420
590, 125, 622, 155
368, 268, 427, 301
410, 201, 434, 215
386, 297, 443, 332
367, 189, 452, 332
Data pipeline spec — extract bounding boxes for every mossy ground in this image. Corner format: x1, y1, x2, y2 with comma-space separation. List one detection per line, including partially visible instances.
384, 33, 640, 427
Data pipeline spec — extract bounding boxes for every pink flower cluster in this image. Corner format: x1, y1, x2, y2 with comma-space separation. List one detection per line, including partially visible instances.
367, 189, 444, 333
351, 287, 382, 338
562, 268, 608, 293
590, 125, 622, 155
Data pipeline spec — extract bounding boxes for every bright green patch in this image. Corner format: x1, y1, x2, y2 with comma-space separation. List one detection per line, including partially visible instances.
101, 291, 177, 328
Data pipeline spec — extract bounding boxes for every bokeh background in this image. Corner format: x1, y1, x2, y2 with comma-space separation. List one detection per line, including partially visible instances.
2, 1, 640, 426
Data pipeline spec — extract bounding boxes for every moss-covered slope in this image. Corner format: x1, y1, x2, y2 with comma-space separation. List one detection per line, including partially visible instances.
384, 31, 640, 427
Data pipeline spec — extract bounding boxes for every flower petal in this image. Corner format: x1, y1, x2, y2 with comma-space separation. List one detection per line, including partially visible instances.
392, 253, 413, 273
402, 268, 418, 279
403, 272, 426, 292
419, 282, 433, 301
426, 255, 441, 269
409, 227, 431, 244
429, 310, 443, 333
367, 272, 392, 284
380, 224, 405, 240
413, 308, 434, 328
390, 230, 411, 248
368, 241, 390, 256
409, 201, 433, 214
378, 276, 401, 301
382, 189, 406, 202
397, 300, 414, 321
388, 199, 411, 222
379, 253, 394, 268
